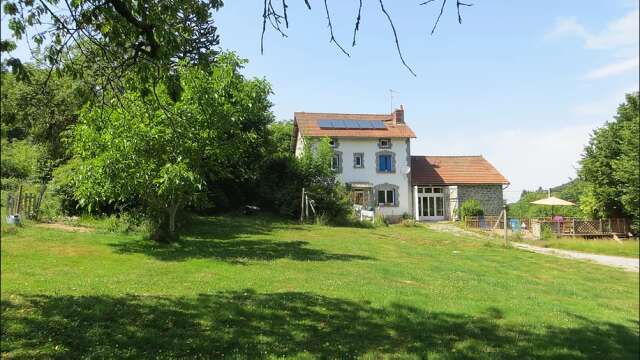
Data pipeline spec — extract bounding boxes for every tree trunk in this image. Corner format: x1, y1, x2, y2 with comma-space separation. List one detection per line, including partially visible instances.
168, 201, 178, 235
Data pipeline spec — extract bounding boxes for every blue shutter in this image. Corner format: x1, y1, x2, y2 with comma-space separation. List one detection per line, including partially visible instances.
378, 156, 385, 171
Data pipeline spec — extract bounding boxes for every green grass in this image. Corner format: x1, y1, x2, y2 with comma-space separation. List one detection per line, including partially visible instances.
526, 237, 640, 258
1, 215, 639, 359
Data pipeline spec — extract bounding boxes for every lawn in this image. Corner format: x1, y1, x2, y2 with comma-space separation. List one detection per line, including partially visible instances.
524, 237, 639, 259
1, 215, 639, 359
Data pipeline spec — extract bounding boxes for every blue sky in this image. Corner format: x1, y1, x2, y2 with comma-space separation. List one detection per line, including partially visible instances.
2, 1, 639, 201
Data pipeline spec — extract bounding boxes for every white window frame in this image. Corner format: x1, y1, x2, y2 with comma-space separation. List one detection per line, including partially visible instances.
331, 154, 340, 171
377, 189, 395, 205
353, 153, 364, 168
378, 138, 392, 149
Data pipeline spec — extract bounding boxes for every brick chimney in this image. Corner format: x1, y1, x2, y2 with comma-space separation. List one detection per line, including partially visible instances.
392, 104, 404, 125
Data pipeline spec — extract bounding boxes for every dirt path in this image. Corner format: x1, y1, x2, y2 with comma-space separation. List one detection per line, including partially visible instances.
35, 223, 94, 233
512, 242, 639, 273
425, 222, 639, 272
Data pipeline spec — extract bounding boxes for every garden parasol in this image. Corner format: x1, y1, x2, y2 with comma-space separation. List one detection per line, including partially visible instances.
531, 195, 575, 218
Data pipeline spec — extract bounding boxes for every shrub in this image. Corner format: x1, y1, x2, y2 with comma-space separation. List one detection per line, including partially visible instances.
50, 159, 82, 215
458, 199, 484, 220
0, 139, 45, 179
1, 177, 20, 191
541, 224, 557, 240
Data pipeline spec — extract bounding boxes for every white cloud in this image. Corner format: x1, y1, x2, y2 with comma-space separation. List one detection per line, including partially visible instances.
584, 10, 639, 50
583, 56, 639, 79
545, 17, 589, 40
572, 83, 639, 118
547, 9, 640, 80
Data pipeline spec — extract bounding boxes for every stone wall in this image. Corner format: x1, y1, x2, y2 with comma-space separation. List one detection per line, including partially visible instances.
457, 185, 504, 216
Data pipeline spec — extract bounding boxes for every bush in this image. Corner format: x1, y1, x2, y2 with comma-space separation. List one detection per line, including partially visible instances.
541, 224, 557, 240
1, 177, 20, 191
50, 159, 81, 215
458, 199, 484, 220
256, 156, 302, 216
0, 139, 45, 179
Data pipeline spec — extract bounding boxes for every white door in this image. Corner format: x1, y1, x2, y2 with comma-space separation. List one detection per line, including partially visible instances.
417, 187, 445, 221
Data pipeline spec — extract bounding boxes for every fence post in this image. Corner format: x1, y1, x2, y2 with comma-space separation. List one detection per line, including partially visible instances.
300, 187, 305, 223
16, 185, 23, 215
503, 205, 508, 246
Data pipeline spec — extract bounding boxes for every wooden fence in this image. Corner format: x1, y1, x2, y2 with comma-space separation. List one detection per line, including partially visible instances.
534, 218, 630, 236
4, 186, 45, 220
466, 215, 631, 237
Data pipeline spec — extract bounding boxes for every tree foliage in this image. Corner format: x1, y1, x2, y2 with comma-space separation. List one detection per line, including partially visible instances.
2, 0, 222, 91
1, 66, 94, 160
71, 53, 273, 240
579, 92, 639, 232
508, 181, 585, 219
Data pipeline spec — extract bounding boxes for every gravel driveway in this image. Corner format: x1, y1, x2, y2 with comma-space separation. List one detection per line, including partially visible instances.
512, 242, 639, 273
425, 222, 639, 272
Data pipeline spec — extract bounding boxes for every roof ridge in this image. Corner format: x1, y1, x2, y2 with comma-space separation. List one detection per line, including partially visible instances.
294, 111, 391, 117
412, 155, 484, 158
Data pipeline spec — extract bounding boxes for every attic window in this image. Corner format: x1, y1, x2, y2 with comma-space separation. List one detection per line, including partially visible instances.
378, 139, 391, 149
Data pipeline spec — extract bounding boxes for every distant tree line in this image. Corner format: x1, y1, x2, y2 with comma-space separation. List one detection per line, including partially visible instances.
509, 92, 639, 233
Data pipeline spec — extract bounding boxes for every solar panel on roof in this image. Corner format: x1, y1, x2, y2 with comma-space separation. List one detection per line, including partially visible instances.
318, 119, 387, 129
318, 120, 332, 128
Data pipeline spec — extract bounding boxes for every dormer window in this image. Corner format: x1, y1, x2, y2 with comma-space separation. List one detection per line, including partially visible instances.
378, 139, 391, 149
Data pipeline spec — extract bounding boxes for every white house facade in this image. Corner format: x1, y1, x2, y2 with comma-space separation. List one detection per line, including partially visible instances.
292, 106, 509, 222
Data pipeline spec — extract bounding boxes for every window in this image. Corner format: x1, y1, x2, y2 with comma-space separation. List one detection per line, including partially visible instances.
331, 154, 340, 171
378, 155, 392, 172
329, 138, 338, 148
378, 190, 394, 205
378, 138, 391, 148
353, 153, 364, 168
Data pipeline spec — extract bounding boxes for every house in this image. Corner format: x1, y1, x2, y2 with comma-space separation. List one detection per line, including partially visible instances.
292, 106, 509, 222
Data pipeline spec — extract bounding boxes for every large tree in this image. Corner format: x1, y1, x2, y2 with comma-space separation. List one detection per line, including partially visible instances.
2, 0, 470, 82
71, 53, 273, 240
2, 0, 222, 93
579, 92, 639, 232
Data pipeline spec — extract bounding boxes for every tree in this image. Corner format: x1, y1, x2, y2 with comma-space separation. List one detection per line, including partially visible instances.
3, 0, 471, 83
1, 66, 94, 161
71, 53, 274, 240
579, 92, 639, 232
267, 120, 294, 158
2, 0, 222, 92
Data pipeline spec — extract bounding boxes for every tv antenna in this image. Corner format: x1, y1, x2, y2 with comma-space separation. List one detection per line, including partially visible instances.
389, 89, 398, 112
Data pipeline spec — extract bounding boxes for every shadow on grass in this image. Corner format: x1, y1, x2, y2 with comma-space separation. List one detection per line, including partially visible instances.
2, 291, 637, 359
110, 215, 374, 263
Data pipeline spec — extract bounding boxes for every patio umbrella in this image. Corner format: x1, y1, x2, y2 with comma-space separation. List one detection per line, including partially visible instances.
530, 196, 575, 218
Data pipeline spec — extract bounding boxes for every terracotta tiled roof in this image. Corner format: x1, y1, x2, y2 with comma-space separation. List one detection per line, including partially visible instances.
294, 112, 416, 138
411, 156, 509, 185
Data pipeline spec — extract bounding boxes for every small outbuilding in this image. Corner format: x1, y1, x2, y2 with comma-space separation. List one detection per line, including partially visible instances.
410, 156, 509, 221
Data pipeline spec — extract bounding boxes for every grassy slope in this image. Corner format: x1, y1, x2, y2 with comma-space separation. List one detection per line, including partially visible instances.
526, 238, 639, 258
1, 216, 638, 359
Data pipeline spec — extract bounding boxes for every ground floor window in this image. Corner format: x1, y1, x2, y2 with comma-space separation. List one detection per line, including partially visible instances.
417, 186, 445, 218
351, 188, 370, 206
378, 189, 394, 205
